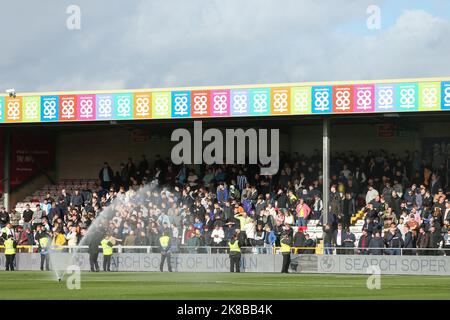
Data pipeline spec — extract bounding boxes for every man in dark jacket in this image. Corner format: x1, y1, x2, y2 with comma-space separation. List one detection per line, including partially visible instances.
342, 193, 355, 228
99, 162, 114, 190
389, 191, 402, 219
57, 189, 71, 220
429, 225, 443, 256
0, 206, 9, 228
403, 224, 415, 255
343, 227, 356, 254
22, 204, 34, 229
293, 229, 306, 254
88, 229, 103, 272
322, 224, 333, 255
369, 231, 384, 255
417, 227, 430, 256
329, 185, 343, 220
303, 234, 316, 254
385, 223, 404, 255
70, 190, 84, 210
358, 229, 372, 255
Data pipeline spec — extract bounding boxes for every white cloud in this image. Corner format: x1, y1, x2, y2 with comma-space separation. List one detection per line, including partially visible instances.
0, 1, 448, 93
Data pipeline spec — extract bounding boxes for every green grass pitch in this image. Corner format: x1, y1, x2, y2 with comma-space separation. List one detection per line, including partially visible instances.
1, 272, 450, 300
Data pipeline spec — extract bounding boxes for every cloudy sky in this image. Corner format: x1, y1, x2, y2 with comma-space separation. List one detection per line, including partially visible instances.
1, 0, 449, 93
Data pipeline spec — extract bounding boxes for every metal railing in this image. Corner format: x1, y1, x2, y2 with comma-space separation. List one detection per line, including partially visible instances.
1, 245, 449, 256
321, 246, 450, 256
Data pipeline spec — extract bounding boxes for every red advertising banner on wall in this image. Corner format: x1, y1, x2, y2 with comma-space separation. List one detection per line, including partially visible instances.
10, 133, 55, 190
5, 132, 55, 191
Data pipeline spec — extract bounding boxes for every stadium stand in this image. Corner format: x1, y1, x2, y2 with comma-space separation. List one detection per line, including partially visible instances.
2, 147, 450, 256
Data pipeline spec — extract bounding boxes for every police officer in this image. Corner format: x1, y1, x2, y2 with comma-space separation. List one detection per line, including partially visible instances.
280, 234, 292, 273
101, 234, 114, 272
228, 234, 241, 273
159, 232, 173, 272
4, 234, 17, 271
37, 229, 51, 271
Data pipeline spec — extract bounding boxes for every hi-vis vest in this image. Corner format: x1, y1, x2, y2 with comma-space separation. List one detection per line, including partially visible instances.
229, 240, 241, 253
159, 236, 170, 248
39, 237, 49, 248
4, 238, 16, 255
101, 239, 113, 256
280, 240, 291, 253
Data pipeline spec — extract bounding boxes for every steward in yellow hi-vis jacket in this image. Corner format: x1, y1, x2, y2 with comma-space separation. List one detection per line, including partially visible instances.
4, 235, 17, 271
280, 234, 292, 273
228, 234, 241, 273
101, 235, 114, 272
37, 231, 51, 271
159, 232, 173, 272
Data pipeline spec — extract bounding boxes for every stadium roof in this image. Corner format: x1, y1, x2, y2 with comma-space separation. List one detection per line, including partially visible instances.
1, 76, 450, 124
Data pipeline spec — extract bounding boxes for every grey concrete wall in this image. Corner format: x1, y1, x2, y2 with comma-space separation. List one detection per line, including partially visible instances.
3, 253, 450, 275
0, 253, 283, 272
316, 255, 450, 275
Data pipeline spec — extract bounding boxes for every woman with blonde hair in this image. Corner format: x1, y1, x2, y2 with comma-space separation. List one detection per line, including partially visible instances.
52, 230, 67, 252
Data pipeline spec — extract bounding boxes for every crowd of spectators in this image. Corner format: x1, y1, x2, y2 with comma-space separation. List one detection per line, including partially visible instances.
1, 146, 450, 256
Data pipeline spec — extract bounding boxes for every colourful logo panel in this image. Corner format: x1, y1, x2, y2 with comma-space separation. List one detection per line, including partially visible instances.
442, 82, 450, 110
290, 87, 311, 115
354, 85, 375, 112
0, 96, 4, 123
59, 95, 77, 121
41, 96, 59, 121
77, 94, 96, 120
191, 91, 210, 117
96, 94, 114, 120
312, 86, 332, 113
172, 91, 191, 118
396, 83, 418, 112
152, 92, 171, 119
230, 89, 250, 116
114, 93, 134, 119
249, 88, 270, 116
271, 88, 290, 115
211, 90, 230, 117
332, 86, 353, 113
133, 92, 152, 119
5, 97, 22, 123
419, 82, 440, 111
22, 96, 41, 122
375, 84, 396, 112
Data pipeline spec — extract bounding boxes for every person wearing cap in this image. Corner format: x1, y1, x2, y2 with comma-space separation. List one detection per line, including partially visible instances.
4, 234, 17, 271
280, 233, 292, 273
228, 233, 241, 272
159, 232, 172, 272
101, 234, 114, 272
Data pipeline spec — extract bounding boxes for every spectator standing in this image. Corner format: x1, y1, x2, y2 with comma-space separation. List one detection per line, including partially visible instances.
357, 229, 371, 255
98, 162, 114, 190
343, 227, 356, 254
368, 231, 384, 255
